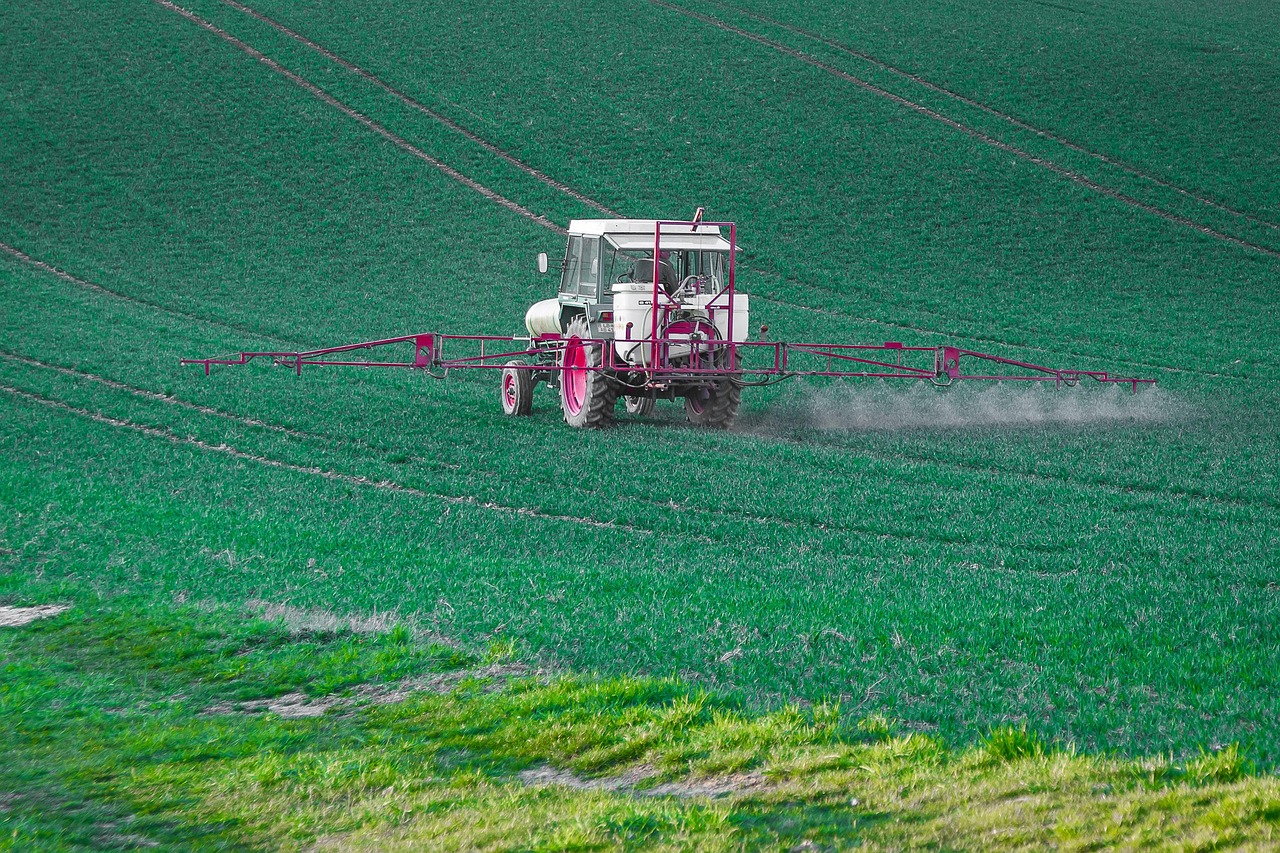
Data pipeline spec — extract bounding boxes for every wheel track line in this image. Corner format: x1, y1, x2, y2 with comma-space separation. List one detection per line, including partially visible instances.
0, 240, 300, 347
217, 0, 621, 218
763, 431, 1280, 516
151, 4, 1239, 381
0, 349, 967, 547
152, 0, 566, 235
199, 0, 1208, 376
0, 372, 1035, 565
0, 348, 624, 514
0, 381, 648, 536
0, 348, 318, 441
650, 0, 1280, 260
707, 0, 1280, 233
0, 373, 1081, 558
6, 352, 1264, 552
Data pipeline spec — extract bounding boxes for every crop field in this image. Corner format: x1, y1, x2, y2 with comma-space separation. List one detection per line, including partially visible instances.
3, 0, 1280, 845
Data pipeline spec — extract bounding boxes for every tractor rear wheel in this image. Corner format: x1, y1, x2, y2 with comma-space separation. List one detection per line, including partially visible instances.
500, 361, 533, 416
560, 316, 617, 428
624, 395, 655, 417
684, 379, 741, 429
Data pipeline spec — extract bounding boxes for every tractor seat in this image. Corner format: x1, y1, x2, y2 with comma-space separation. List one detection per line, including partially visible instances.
629, 258, 654, 282
629, 259, 679, 293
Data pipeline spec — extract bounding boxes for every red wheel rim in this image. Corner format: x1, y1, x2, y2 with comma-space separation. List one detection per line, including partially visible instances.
502, 372, 518, 412
687, 390, 707, 414
562, 338, 587, 416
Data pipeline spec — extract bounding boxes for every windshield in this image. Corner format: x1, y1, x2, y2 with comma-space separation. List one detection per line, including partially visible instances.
604, 247, 728, 294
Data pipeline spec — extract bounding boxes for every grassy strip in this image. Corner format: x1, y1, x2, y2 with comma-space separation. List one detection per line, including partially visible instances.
2, 590, 1278, 850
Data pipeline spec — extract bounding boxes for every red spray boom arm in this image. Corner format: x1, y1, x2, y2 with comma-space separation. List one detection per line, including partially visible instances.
182, 332, 1156, 393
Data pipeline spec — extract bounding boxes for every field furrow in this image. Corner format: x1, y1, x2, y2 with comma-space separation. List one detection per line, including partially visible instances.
174, 0, 1278, 380
650, 0, 1280, 260
704, 0, 1280, 233
217, 0, 622, 218
152, 0, 565, 235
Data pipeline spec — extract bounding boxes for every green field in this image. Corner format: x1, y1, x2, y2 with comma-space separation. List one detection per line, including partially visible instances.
3, 0, 1279, 846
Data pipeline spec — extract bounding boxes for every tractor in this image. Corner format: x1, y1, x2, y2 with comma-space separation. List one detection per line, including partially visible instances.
182, 213, 1155, 425
503, 215, 748, 428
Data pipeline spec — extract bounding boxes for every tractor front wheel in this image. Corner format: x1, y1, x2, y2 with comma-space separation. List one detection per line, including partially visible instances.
500, 361, 534, 416
684, 379, 741, 429
624, 395, 655, 417
560, 316, 617, 428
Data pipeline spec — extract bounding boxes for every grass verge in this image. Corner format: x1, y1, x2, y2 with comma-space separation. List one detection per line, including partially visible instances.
2, 588, 1278, 850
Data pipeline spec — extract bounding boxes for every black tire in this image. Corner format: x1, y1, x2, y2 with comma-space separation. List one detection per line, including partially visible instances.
684, 379, 741, 429
499, 361, 534, 416
560, 316, 617, 428
624, 395, 655, 417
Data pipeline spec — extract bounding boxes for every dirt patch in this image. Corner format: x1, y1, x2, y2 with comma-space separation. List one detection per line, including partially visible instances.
201, 692, 337, 719
518, 764, 766, 799
365, 664, 531, 702
0, 605, 70, 627
644, 772, 768, 798
203, 664, 533, 717
518, 764, 659, 793
245, 599, 402, 637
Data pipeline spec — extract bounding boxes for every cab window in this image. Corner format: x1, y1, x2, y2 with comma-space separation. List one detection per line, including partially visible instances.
577, 238, 599, 298
560, 236, 581, 295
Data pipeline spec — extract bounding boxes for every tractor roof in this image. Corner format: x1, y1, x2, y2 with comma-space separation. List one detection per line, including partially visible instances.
567, 219, 736, 252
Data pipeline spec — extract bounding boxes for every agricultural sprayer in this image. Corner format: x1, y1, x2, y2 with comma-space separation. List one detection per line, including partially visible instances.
183, 213, 1155, 428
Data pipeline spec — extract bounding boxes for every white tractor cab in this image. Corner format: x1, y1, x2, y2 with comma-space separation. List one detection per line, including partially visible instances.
504, 217, 750, 429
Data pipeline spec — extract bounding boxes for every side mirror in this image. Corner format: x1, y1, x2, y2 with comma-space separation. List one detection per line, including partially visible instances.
537, 252, 549, 274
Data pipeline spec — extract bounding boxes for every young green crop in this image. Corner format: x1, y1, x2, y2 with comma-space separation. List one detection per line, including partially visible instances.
2, 0, 1279, 784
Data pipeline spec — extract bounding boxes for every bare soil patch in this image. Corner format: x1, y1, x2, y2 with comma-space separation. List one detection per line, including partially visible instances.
202, 664, 533, 717
518, 764, 767, 799
0, 605, 70, 627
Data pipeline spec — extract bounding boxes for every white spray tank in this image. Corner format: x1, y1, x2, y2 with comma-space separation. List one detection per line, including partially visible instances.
524, 298, 562, 337
611, 280, 653, 364
612, 283, 749, 366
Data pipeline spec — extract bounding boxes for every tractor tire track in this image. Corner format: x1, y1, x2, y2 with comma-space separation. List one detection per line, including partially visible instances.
759, 429, 1280, 516
0, 365, 1080, 558
9, 350, 1268, 556
157, 4, 1228, 381
201, 0, 1159, 368
0, 381, 646, 536
152, 0, 566, 235
0, 240, 301, 347
0, 350, 954, 549
217, 0, 620, 218
707, 0, 1280, 233
0, 348, 318, 441
650, 0, 1280, 260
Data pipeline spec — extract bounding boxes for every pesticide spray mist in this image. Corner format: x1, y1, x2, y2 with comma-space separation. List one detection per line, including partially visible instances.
744, 380, 1193, 434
